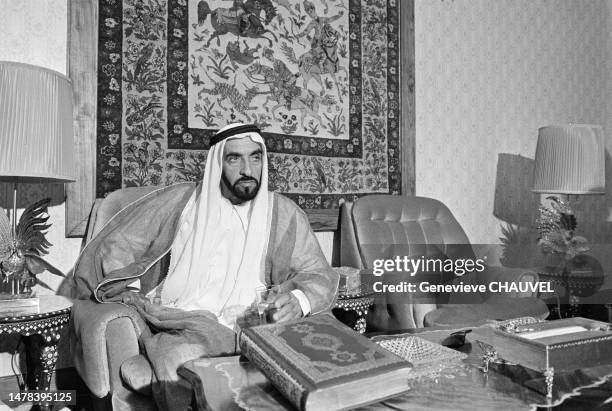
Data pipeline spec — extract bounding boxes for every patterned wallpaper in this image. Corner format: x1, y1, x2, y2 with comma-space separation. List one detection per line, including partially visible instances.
0, 0, 68, 73
414, 0, 612, 250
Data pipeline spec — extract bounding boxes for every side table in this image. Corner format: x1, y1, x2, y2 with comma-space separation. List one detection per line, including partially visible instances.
537, 259, 604, 319
332, 291, 375, 333
0, 295, 72, 409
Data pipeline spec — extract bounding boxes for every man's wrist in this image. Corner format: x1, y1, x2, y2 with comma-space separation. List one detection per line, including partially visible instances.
290, 289, 311, 316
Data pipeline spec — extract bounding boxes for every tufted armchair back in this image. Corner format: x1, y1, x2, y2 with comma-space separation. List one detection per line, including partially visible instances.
340, 195, 476, 330
341, 195, 474, 268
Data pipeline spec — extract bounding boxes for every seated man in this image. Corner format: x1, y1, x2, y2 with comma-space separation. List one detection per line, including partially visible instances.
72, 123, 339, 410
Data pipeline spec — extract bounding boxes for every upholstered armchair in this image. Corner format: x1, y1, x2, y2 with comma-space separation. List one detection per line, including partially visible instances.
340, 195, 549, 331
70, 186, 159, 410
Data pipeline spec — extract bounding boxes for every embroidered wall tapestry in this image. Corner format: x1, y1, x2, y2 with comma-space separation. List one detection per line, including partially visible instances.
96, 0, 401, 209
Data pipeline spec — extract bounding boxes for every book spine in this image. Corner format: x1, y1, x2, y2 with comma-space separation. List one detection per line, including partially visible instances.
240, 331, 308, 410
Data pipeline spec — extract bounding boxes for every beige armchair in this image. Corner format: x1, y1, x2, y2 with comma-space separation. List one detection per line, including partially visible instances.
70, 186, 159, 410
340, 195, 549, 331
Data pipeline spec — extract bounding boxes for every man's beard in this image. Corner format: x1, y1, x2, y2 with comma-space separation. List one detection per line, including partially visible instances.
221, 173, 260, 202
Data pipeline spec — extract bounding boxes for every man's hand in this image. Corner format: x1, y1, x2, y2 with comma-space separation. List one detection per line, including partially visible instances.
120, 291, 149, 308
271, 292, 303, 323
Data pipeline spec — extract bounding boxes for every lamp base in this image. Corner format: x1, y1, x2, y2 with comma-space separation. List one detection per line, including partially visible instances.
0, 293, 39, 316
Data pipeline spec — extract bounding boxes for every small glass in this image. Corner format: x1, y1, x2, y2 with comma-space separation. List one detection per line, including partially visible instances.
255, 285, 280, 324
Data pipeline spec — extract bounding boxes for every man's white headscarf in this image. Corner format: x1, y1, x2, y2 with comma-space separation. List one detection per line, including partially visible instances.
158, 123, 271, 319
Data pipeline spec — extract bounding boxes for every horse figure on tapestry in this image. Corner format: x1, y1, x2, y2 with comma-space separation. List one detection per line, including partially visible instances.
245, 61, 336, 129
197, 0, 278, 47
279, 39, 348, 103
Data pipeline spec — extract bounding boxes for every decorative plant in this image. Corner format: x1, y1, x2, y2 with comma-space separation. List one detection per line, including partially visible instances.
535, 196, 589, 260
205, 54, 234, 80
323, 110, 346, 137
499, 223, 542, 268
194, 100, 219, 127
0, 198, 64, 296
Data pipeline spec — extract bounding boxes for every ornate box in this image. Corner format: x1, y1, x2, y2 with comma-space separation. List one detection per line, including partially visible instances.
477, 317, 612, 399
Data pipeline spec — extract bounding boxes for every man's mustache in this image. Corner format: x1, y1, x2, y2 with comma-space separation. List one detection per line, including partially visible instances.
235, 177, 258, 185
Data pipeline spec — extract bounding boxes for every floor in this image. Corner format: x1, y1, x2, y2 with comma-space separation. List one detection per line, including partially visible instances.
0, 368, 94, 411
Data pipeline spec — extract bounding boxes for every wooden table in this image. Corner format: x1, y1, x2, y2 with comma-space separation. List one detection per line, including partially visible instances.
0, 295, 72, 410
179, 326, 612, 410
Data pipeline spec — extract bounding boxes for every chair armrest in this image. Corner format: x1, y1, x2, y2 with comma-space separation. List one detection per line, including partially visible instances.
70, 300, 147, 398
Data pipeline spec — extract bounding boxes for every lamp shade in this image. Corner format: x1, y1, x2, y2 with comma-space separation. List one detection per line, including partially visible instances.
533, 124, 605, 195
0, 61, 75, 183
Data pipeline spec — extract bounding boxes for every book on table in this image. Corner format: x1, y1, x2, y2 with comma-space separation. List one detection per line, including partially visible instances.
239, 314, 412, 411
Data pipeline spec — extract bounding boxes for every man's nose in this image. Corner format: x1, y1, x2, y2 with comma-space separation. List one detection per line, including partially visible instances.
240, 159, 252, 176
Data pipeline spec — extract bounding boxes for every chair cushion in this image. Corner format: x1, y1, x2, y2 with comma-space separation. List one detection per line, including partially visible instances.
423, 296, 549, 327
120, 355, 153, 397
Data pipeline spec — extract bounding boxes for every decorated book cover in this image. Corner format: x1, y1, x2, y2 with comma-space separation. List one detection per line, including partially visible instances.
239, 314, 412, 410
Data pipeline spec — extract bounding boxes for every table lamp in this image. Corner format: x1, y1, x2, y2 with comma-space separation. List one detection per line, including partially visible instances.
532, 124, 606, 317
533, 124, 605, 196
0, 61, 75, 305
532, 124, 605, 255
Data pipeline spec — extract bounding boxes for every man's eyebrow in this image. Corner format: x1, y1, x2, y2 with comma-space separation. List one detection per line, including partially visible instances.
224, 149, 262, 158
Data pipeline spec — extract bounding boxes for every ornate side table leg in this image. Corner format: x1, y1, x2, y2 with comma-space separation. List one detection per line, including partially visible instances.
544, 367, 554, 399
24, 330, 62, 411
354, 307, 369, 334
37, 330, 61, 391
568, 295, 580, 318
